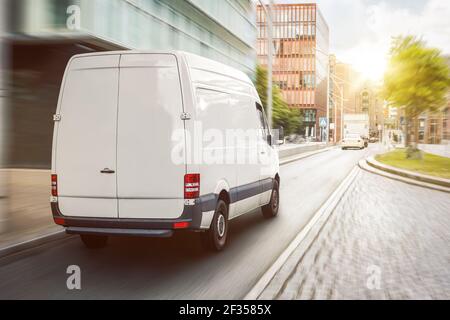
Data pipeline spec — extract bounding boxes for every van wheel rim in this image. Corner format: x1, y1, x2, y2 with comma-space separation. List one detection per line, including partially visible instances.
217, 214, 226, 238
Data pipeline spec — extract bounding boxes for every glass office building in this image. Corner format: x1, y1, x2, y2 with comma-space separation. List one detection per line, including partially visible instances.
257, 3, 329, 138
5, 0, 257, 168
10, 0, 256, 76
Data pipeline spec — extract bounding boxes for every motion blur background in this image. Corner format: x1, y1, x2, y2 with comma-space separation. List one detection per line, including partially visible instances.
3, 0, 257, 169
0, 0, 448, 246
0, 0, 258, 238
0, 1, 449, 301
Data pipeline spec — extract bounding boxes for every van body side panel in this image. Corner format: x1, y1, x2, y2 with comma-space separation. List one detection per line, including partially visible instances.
55, 55, 120, 218
257, 106, 279, 206
194, 88, 237, 203
117, 54, 185, 219
231, 95, 262, 217
190, 66, 261, 219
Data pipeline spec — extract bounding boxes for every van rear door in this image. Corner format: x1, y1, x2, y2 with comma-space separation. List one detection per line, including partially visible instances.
117, 54, 186, 219
55, 55, 120, 218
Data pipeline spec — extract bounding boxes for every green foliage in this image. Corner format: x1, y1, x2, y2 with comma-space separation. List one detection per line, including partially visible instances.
383, 36, 450, 118
255, 65, 302, 135
255, 64, 269, 110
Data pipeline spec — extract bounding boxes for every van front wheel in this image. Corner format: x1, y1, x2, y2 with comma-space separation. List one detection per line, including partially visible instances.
201, 200, 229, 252
80, 235, 108, 249
262, 180, 280, 219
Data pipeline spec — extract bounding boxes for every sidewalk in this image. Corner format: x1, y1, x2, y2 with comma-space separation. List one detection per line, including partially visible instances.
0, 170, 63, 251
278, 142, 328, 159
257, 169, 450, 300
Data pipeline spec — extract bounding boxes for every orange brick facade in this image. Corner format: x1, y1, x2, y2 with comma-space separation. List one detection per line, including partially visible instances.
257, 3, 329, 138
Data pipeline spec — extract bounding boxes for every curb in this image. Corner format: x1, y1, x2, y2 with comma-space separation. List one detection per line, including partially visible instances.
367, 156, 450, 188
359, 159, 450, 193
280, 146, 335, 166
244, 166, 360, 300
0, 229, 69, 259
279, 143, 329, 158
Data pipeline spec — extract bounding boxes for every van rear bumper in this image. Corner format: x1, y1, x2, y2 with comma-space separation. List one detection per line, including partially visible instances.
66, 226, 173, 238
51, 197, 211, 234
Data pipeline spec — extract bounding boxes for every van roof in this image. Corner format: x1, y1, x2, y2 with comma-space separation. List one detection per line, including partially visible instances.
69, 50, 253, 86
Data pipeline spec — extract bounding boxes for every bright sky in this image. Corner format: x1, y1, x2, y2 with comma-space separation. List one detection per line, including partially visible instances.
273, 0, 450, 82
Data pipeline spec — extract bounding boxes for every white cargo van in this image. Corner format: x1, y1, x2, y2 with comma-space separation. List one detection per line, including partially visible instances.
51, 51, 280, 251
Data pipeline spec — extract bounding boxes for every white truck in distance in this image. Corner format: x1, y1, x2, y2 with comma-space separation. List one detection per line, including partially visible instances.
343, 113, 369, 147
343, 114, 369, 139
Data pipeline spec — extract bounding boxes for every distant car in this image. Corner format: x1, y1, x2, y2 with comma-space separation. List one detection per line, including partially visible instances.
341, 134, 365, 150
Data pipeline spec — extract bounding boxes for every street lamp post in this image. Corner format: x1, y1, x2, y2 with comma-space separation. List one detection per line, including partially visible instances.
314, 47, 331, 143
258, 0, 274, 129
314, 48, 358, 143
267, 0, 274, 129
340, 85, 344, 140
329, 84, 346, 142
334, 92, 338, 143
326, 62, 330, 143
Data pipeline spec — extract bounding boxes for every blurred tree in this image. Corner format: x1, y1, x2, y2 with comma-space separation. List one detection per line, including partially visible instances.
255, 65, 302, 136
383, 36, 450, 158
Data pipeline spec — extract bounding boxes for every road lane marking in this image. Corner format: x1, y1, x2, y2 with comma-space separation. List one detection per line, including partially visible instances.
244, 166, 360, 300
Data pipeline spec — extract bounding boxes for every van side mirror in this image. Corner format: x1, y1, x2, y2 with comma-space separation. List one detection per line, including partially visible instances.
278, 127, 285, 140
267, 134, 272, 146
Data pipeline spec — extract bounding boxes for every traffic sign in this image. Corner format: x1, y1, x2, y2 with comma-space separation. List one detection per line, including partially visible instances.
319, 117, 327, 128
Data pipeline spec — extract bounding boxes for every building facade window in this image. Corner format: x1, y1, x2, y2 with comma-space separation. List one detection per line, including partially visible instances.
302, 109, 317, 123
257, 3, 329, 137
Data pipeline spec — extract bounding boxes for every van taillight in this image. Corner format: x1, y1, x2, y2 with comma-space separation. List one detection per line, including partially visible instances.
173, 221, 190, 230
184, 174, 200, 199
54, 217, 65, 226
51, 174, 58, 196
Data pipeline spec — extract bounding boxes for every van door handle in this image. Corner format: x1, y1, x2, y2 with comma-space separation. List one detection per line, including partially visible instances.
100, 168, 115, 174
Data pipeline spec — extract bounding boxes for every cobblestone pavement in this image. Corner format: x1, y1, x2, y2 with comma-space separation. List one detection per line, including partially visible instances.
260, 169, 450, 300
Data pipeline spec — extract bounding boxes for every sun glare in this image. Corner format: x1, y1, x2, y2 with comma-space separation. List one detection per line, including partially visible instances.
342, 44, 389, 83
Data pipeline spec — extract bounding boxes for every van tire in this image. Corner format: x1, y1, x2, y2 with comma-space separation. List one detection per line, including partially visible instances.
201, 200, 229, 252
80, 235, 108, 249
262, 180, 280, 219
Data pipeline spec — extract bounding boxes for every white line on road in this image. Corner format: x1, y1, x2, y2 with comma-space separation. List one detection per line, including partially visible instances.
244, 166, 360, 300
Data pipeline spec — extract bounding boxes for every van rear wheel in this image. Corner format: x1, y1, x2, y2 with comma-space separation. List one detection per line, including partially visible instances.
80, 235, 108, 249
262, 180, 280, 219
201, 200, 229, 252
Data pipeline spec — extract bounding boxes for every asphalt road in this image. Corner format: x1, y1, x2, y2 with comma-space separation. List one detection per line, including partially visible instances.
0, 145, 380, 299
